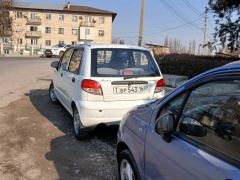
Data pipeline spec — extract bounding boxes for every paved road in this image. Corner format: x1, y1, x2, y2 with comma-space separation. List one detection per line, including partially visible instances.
0, 57, 55, 108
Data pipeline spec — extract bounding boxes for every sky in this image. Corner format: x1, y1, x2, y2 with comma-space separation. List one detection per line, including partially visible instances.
18, 0, 216, 47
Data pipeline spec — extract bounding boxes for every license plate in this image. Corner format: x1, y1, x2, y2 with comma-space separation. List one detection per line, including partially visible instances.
113, 86, 146, 94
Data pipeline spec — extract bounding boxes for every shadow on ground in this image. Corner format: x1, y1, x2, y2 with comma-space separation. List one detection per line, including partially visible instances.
28, 89, 118, 180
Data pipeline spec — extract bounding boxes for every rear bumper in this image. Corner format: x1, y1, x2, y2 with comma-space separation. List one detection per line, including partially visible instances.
75, 99, 157, 127
45, 50, 53, 56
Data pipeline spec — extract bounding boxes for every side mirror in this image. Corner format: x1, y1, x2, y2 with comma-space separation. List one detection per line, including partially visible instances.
179, 117, 207, 137
51, 61, 59, 70
155, 113, 175, 143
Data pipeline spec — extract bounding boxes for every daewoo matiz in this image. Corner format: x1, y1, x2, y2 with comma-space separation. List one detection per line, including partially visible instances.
49, 44, 165, 139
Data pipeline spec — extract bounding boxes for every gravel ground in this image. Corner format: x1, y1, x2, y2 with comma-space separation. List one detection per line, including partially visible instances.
0, 88, 118, 180
0, 58, 119, 180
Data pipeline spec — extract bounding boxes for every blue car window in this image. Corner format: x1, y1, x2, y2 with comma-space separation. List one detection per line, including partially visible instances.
159, 92, 188, 118
178, 80, 240, 161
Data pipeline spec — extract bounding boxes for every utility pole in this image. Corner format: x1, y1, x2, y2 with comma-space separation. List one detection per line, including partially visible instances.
203, 8, 208, 55
138, 0, 145, 46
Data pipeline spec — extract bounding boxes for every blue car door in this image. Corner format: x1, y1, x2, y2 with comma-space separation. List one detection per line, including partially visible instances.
145, 79, 240, 180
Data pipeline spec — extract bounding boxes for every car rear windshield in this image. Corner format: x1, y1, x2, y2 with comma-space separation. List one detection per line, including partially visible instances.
91, 48, 160, 77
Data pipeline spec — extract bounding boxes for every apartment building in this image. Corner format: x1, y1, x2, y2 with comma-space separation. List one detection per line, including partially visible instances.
6, 2, 116, 52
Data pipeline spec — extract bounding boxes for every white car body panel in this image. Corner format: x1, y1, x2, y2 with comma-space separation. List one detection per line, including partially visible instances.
52, 44, 165, 127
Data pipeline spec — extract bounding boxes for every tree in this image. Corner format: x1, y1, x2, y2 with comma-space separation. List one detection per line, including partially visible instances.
0, 0, 15, 54
192, 40, 196, 55
209, 0, 240, 51
188, 42, 192, 54
164, 36, 168, 47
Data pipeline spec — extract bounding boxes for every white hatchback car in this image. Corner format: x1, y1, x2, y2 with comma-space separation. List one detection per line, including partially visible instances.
49, 44, 165, 139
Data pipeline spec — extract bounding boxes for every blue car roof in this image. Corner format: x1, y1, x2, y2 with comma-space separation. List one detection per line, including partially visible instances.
182, 63, 240, 88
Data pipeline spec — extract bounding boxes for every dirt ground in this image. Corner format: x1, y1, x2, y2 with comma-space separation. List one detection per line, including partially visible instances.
0, 84, 118, 180
0, 58, 119, 180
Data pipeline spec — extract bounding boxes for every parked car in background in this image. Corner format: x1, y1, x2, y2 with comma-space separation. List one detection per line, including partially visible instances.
49, 44, 165, 140
45, 44, 71, 58
117, 62, 240, 180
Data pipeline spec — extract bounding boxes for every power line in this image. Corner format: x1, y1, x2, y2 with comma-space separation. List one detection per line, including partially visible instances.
115, 17, 203, 39
160, 0, 202, 30
181, 0, 202, 16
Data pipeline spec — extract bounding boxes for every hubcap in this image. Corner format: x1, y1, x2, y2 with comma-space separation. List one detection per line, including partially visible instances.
120, 159, 135, 180
50, 86, 57, 102
74, 110, 80, 134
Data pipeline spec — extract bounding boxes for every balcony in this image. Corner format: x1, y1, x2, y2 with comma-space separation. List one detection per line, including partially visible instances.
26, 18, 41, 25
79, 21, 95, 27
25, 31, 41, 38
2, 30, 13, 37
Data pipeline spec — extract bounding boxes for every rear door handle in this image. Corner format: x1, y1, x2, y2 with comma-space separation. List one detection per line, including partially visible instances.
72, 77, 75, 83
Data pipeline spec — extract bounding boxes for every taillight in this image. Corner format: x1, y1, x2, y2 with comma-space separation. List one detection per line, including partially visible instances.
81, 79, 103, 96
155, 79, 165, 93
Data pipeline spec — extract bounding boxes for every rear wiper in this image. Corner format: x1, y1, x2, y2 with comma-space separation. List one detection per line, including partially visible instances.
123, 75, 139, 80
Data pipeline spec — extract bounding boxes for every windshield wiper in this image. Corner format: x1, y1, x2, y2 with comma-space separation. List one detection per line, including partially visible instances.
123, 75, 139, 80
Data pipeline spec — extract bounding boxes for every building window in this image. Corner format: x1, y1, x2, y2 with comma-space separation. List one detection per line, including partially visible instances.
72, 29, 78, 35
59, 14, 64, 21
30, 13, 37, 19
45, 40, 51, 46
16, 12, 23, 18
72, 41, 77, 45
59, 41, 64, 45
46, 14, 51, 20
31, 38, 38, 45
58, 28, 64, 34
99, 16, 105, 24
17, 38, 22, 45
30, 26, 38, 31
72, 15, 78, 22
85, 16, 92, 23
16, 25, 23, 32
85, 28, 90, 35
99, 30, 104, 37
45, 27, 51, 33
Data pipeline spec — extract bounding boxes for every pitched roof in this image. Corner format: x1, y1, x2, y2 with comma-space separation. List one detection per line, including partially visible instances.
14, 3, 117, 21
63, 5, 117, 21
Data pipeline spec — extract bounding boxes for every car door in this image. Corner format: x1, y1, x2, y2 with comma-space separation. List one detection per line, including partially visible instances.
54, 48, 73, 107
145, 79, 240, 180
62, 48, 84, 112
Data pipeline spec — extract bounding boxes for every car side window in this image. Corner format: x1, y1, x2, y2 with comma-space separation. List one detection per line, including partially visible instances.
178, 80, 240, 161
59, 49, 73, 71
159, 92, 188, 118
68, 49, 83, 74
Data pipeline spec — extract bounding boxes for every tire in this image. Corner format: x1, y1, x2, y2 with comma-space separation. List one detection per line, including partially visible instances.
73, 107, 91, 140
49, 82, 59, 104
59, 51, 64, 58
118, 149, 140, 180
46, 55, 52, 58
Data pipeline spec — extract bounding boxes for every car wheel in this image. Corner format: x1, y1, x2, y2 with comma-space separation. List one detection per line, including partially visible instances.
118, 149, 140, 180
73, 107, 90, 140
49, 82, 59, 104
59, 51, 64, 58
46, 55, 52, 58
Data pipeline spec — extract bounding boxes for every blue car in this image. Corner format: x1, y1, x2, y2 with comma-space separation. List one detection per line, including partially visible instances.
117, 62, 240, 180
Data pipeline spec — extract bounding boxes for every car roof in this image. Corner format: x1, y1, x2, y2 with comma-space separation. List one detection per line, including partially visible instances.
71, 43, 148, 51
224, 60, 240, 66
181, 62, 240, 89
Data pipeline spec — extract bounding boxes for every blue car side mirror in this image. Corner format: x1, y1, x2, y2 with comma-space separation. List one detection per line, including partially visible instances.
51, 61, 59, 70
155, 113, 175, 143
